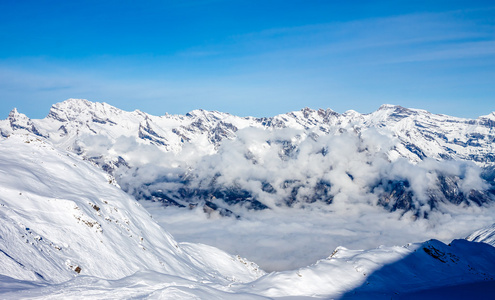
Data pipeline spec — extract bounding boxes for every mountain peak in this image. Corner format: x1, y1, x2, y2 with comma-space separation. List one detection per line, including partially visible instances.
5, 107, 42, 137
48, 99, 92, 122
51, 98, 95, 112
62, 98, 92, 105
342, 109, 361, 117
48, 99, 123, 122
8, 107, 29, 122
479, 111, 495, 120
378, 104, 400, 110
373, 104, 422, 121
8, 107, 19, 118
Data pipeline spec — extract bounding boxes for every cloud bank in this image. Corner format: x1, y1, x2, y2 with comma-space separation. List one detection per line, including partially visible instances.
109, 126, 490, 213
72, 126, 495, 271
142, 198, 495, 272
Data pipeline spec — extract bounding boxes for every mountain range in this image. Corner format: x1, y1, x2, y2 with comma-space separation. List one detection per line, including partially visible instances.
1, 99, 494, 217
0, 121, 494, 298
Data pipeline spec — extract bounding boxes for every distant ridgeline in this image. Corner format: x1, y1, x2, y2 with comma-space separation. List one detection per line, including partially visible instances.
1, 99, 494, 218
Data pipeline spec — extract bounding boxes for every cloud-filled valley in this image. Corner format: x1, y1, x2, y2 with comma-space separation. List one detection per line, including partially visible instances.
1, 99, 494, 272
2, 1, 495, 297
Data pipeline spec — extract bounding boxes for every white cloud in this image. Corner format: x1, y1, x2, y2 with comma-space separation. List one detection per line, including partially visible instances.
143, 199, 495, 272
74, 125, 494, 272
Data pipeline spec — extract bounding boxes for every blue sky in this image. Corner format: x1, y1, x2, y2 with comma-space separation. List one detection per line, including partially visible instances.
0, 0, 494, 119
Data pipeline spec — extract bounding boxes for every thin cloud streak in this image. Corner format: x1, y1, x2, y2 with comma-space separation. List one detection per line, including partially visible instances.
383, 40, 495, 64
183, 10, 494, 63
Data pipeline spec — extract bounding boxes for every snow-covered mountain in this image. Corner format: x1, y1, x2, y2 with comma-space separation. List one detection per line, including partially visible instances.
3, 99, 495, 164
3, 99, 494, 165
1, 99, 493, 216
1, 106, 495, 298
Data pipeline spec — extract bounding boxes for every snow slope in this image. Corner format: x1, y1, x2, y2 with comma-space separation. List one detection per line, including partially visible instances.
233, 239, 495, 299
0, 272, 269, 299
466, 223, 495, 247
0, 133, 263, 285
2, 237, 494, 299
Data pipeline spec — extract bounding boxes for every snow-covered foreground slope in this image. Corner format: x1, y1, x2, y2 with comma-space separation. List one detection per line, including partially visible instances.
2, 238, 495, 299
0, 133, 494, 299
233, 239, 495, 298
0, 134, 263, 286
0, 272, 269, 299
